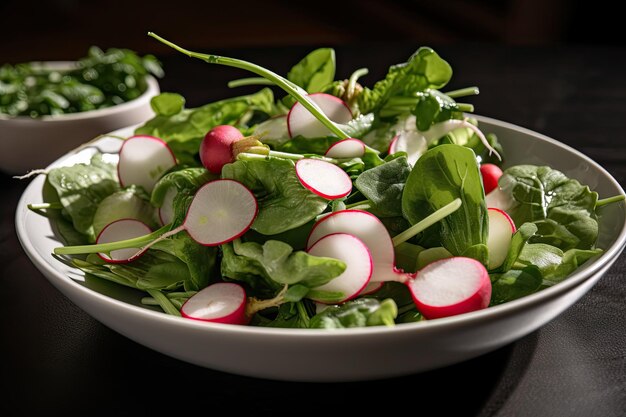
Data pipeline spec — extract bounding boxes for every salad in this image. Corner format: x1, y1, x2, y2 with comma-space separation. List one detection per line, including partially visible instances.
0, 46, 163, 117
29, 34, 624, 329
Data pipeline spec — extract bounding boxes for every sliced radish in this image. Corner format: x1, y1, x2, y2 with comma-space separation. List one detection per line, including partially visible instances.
325, 138, 366, 158
199, 125, 244, 174
295, 159, 352, 199
307, 233, 373, 303
96, 219, 152, 263
181, 282, 248, 325
388, 131, 427, 166
358, 281, 384, 296
118, 135, 177, 193
287, 93, 353, 138
480, 163, 503, 195
307, 210, 412, 283
183, 179, 257, 246
487, 207, 516, 270
407, 257, 491, 319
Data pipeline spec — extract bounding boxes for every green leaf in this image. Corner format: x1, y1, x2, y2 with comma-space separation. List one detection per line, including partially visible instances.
413, 89, 462, 131
490, 266, 543, 306
150, 92, 185, 116
92, 185, 159, 236
309, 298, 398, 328
401, 144, 488, 263
221, 239, 346, 289
287, 48, 336, 93
221, 157, 329, 235
499, 165, 599, 250
355, 156, 411, 217
358, 47, 452, 116
498, 222, 538, 272
46, 153, 120, 242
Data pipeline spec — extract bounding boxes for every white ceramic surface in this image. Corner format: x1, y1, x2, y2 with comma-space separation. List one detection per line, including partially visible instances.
15, 116, 626, 382
0, 63, 160, 175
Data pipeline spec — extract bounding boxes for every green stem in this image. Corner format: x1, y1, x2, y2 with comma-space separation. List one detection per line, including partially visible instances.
296, 301, 311, 327
147, 289, 181, 316
596, 194, 625, 207
54, 225, 171, 255
445, 86, 480, 99
236, 151, 338, 164
392, 198, 462, 247
345, 200, 372, 210
347, 67, 368, 98
227, 77, 275, 88
148, 32, 349, 140
456, 103, 474, 112
28, 202, 63, 210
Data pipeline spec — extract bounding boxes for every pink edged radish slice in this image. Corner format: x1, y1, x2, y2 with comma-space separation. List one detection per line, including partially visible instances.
118, 135, 177, 193
199, 125, 244, 174
287, 93, 353, 138
183, 179, 257, 246
96, 219, 152, 263
480, 163, 503, 195
358, 281, 384, 296
407, 257, 491, 320
325, 138, 366, 158
181, 282, 248, 325
253, 115, 288, 143
487, 207, 516, 270
388, 131, 427, 166
307, 210, 412, 283
307, 233, 373, 304
295, 158, 352, 199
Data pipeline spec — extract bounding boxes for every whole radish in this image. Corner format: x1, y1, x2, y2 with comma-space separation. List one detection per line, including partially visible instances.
200, 125, 244, 174
480, 163, 503, 195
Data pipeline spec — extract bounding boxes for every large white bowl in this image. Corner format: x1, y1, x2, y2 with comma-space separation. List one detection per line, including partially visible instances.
0, 62, 160, 175
15, 116, 626, 382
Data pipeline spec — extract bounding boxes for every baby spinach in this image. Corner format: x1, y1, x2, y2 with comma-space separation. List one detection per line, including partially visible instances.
355, 156, 411, 217
490, 266, 543, 306
92, 185, 158, 236
499, 165, 599, 250
221, 157, 329, 235
287, 48, 336, 94
402, 144, 488, 263
309, 298, 398, 328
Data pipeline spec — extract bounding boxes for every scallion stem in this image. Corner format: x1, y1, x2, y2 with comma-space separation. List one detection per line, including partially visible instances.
444, 86, 480, 99
392, 198, 462, 246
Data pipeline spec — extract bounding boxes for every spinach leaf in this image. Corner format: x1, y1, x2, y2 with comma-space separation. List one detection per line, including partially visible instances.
150, 92, 185, 116
309, 298, 398, 328
413, 89, 463, 131
135, 88, 276, 164
287, 48, 336, 93
92, 185, 159, 236
490, 266, 543, 306
46, 153, 120, 242
355, 156, 411, 217
252, 301, 315, 328
220, 239, 346, 290
402, 144, 488, 263
358, 47, 452, 116
221, 157, 329, 235
499, 165, 599, 250
498, 222, 538, 272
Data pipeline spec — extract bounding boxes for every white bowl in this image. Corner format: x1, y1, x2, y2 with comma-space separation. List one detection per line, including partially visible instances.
0, 62, 160, 175
14, 116, 626, 382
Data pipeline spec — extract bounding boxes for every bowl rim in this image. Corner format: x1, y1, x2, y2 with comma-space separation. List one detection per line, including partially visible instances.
14, 115, 626, 338
0, 60, 160, 122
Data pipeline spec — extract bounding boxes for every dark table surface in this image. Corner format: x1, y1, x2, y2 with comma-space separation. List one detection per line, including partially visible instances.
1, 42, 625, 417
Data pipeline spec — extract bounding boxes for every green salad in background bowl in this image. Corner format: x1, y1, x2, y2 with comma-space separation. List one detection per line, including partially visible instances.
14, 35, 626, 381
0, 47, 163, 175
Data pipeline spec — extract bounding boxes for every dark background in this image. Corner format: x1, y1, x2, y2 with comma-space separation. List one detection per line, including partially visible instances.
0, 0, 622, 64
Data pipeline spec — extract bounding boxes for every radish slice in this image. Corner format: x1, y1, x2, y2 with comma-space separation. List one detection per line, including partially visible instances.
388, 131, 427, 166
287, 93, 353, 138
307, 210, 411, 283
181, 282, 248, 325
307, 233, 373, 303
183, 179, 257, 246
359, 281, 384, 296
487, 207, 516, 270
96, 219, 152, 263
407, 257, 491, 319
325, 138, 366, 158
253, 115, 288, 144
118, 135, 177, 193
295, 159, 352, 199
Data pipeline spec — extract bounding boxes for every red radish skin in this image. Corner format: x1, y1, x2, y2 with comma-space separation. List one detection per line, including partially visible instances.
287, 93, 353, 139
407, 257, 491, 319
117, 135, 177, 193
295, 159, 352, 199
200, 125, 244, 174
325, 138, 366, 158
181, 282, 249, 325
480, 163, 504, 195
96, 218, 152, 263
487, 207, 516, 270
307, 233, 373, 303
307, 209, 412, 283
